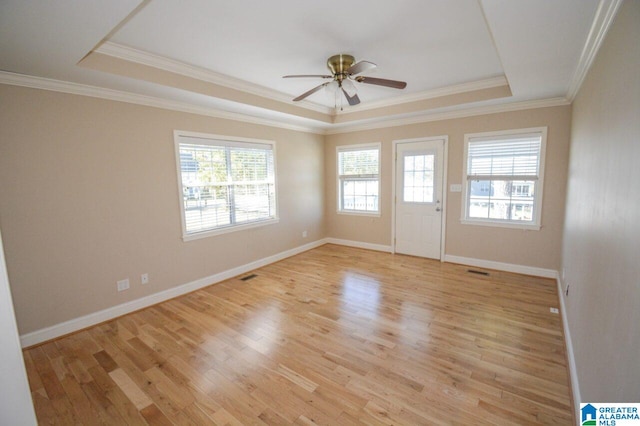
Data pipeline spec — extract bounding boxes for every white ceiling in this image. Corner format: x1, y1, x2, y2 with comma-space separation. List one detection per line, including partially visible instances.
0, 0, 606, 133
110, 0, 504, 102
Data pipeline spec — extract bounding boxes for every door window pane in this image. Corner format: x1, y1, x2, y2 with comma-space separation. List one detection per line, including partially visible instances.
403, 154, 435, 203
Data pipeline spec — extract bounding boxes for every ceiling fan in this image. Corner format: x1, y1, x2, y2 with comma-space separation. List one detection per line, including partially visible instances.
283, 54, 407, 107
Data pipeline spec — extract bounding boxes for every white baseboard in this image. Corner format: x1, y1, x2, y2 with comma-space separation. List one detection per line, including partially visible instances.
556, 278, 581, 425
443, 254, 558, 279
324, 238, 393, 253
19, 239, 327, 348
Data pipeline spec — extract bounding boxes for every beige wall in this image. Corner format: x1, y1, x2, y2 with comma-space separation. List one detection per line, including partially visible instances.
0, 70, 575, 337
562, 0, 640, 401
0, 85, 325, 334
0, 84, 573, 336
325, 105, 571, 270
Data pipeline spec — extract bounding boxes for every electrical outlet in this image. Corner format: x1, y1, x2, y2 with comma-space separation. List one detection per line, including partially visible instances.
141, 273, 149, 285
117, 278, 130, 292
550, 307, 559, 314
302, 230, 308, 238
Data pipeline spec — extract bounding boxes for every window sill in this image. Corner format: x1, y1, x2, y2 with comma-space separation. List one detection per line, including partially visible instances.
182, 217, 279, 241
337, 210, 381, 218
460, 219, 541, 231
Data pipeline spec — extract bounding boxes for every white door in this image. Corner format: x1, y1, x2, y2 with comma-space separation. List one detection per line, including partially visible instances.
394, 139, 444, 259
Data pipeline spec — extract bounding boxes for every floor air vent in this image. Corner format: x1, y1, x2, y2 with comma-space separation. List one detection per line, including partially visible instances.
240, 273, 258, 281
467, 269, 490, 276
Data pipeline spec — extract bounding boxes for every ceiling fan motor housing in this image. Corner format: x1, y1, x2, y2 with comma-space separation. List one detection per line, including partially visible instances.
327, 54, 355, 81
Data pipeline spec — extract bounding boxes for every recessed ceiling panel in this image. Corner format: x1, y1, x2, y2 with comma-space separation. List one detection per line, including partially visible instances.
109, 0, 505, 107
0, 0, 609, 131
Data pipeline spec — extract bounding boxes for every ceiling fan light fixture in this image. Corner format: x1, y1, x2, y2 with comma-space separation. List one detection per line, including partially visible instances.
324, 80, 338, 96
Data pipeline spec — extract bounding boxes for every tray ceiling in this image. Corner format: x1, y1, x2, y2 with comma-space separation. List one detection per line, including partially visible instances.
0, 0, 609, 133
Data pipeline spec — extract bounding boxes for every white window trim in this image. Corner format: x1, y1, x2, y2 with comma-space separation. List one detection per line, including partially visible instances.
461, 127, 547, 230
174, 130, 279, 241
336, 142, 381, 217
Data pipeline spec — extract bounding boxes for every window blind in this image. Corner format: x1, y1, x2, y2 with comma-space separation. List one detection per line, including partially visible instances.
467, 135, 541, 179
339, 148, 379, 176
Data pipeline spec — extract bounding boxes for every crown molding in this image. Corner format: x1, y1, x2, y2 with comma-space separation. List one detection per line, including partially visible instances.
335, 76, 509, 115
1, 71, 571, 136
326, 97, 571, 134
95, 43, 512, 119
566, 0, 623, 102
95, 42, 334, 115
0, 71, 325, 134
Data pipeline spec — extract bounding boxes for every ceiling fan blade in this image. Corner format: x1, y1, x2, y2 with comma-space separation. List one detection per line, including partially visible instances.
355, 76, 407, 89
293, 82, 330, 101
347, 60, 376, 76
283, 75, 333, 79
342, 88, 360, 106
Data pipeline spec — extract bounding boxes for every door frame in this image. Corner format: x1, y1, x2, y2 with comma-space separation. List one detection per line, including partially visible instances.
391, 136, 448, 261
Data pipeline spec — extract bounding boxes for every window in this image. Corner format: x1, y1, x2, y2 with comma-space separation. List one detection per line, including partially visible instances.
337, 144, 380, 214
175, 131, 277, 240
462, 128, 546, 229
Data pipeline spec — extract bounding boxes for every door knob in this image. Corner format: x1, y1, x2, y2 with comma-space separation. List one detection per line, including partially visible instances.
435, 207, 441, 212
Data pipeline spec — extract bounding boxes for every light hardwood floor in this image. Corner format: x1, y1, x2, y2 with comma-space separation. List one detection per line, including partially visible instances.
24, 244, 573, 425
